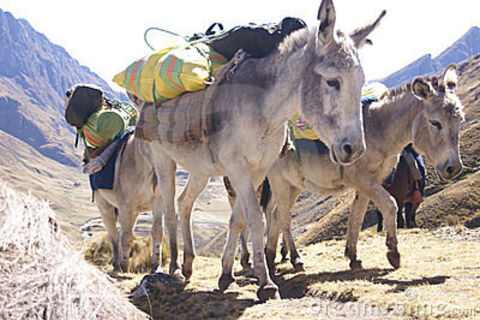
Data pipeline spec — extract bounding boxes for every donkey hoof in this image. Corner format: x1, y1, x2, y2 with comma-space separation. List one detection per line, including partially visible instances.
182, 264, 193, 281
387, 251, 401, 269
120, 261, 130, 273
172, 269, 186, 282
218, 274, 235, 292
240, 258, 252, 271
257, 283, 280, 301
150, 262, 160, 274
349, 259, 363, 270
293, 260, 306, 272
113, 262, 121, 273
267, 265, 277, 277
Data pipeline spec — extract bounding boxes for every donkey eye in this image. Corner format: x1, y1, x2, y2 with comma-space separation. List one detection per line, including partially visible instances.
326, 79, 340, 90
430, 120, 442, 130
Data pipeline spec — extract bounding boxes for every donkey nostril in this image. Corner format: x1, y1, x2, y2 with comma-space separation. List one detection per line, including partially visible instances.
343, 144, 353, 156
446, 166, 454, 175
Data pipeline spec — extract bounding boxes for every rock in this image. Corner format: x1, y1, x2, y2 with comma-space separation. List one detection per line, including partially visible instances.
129, 272, 180, 299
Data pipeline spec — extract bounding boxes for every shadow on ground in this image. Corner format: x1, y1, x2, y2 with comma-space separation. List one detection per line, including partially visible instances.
131, 285, 256, 320
129, 267, 449, 319
274, 268, 448, 301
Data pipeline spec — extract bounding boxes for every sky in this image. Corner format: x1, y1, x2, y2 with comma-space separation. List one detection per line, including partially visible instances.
1, 0, 479, 92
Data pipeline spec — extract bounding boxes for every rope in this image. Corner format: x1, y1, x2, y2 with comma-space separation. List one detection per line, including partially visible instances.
144, 27, 185, 51
152, 82, 160, 140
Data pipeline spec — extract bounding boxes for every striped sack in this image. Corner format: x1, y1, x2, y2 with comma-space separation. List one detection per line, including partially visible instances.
133, 50, 247, 144
113, 42, 228, 103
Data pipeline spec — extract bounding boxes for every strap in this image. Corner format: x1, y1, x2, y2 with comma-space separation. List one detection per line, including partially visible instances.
287, 121, 301, 163
80, 130, 91, 162
205, 22, 224, 35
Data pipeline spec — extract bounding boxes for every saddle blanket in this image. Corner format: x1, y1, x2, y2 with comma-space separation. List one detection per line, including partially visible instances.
89, 129, 134, 191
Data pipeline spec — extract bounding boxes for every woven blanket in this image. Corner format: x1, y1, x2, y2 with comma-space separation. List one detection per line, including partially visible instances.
89, 129, 134, 191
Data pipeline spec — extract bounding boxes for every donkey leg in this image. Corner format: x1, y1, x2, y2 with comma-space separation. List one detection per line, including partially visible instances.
158, 164, 183, 280
282, 226, 304, 272
406, 202, 420, 228
224, 163, 279, 301
239, 228, 251, 270
396, 200, 405, 229
118, 207, 138, 273
226, 187, 251, 270
376, 210, 383, 232
219, 200, 246, 292
345, 193, 369, 270
280, 236, 289, 263
355, 175, 400, 269
96, 195, 120, 271
149, 142, 182, 279
265, 209, 280, 274
178, 173, 208, 280
151, 196, 164, 273
285, 187, 303, 272
369, 191, 400, 269
273, 186, 303, 272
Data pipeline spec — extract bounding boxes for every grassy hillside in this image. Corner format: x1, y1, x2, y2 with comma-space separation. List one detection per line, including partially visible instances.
457, 54, 480, 121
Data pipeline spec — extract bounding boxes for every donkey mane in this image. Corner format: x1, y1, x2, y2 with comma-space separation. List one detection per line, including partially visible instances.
375, 77, 464, 118
276, 27, 310, 58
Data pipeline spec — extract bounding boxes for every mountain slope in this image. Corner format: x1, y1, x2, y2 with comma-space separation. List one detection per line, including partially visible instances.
0, 9, 126, 166
380, 26, 480, 88
0, 129, 96, 240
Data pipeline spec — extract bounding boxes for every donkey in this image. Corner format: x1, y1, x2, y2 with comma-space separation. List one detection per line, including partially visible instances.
131, 0, 386, 300
259, 65, 463, 273
376, 148, 425, 232
90, 135, 184, 279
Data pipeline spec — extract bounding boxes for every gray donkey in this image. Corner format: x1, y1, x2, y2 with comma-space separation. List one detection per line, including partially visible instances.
92, 136, 184, 279
255, 65, 463, 273
132, 0, 386, 300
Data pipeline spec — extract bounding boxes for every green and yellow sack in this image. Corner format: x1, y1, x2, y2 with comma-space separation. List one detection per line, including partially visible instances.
113, 42, 228, 103
82, 109, 126, 148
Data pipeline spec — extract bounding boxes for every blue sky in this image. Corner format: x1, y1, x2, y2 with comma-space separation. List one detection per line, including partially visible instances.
1, 0, 479, 91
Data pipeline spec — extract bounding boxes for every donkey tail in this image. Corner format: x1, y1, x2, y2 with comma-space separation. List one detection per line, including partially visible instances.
260, 178, 272, 211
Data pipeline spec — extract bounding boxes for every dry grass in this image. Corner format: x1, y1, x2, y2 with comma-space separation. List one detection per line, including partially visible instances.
0, 181, 147, 319
84, 232, 169, 274
105, 227, 480, 319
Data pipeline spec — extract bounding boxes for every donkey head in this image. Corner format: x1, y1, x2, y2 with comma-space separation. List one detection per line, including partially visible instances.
411, 64, 464, 182
299, 0, 386, 165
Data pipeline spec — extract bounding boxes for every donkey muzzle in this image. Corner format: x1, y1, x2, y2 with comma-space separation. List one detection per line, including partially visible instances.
331, 137, 366, 166
436, 160, 462, 182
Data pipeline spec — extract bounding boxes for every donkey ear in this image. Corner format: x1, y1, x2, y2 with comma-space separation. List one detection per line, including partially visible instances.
441, 64, 458, 91
412, 78, 435, 100
350, 10, 386, 49
317, 0, 336, 45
